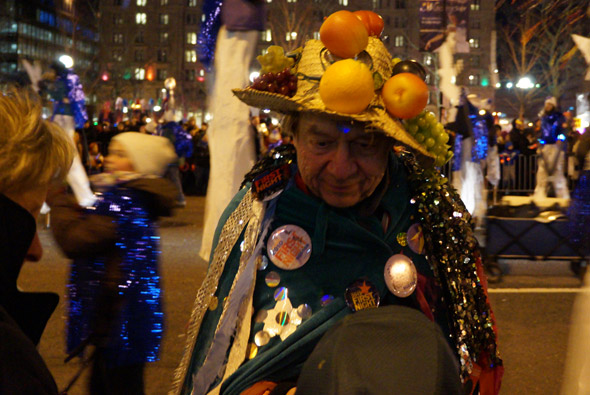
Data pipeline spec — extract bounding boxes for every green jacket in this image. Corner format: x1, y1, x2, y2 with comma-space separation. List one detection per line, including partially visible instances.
180, 153, 456, 394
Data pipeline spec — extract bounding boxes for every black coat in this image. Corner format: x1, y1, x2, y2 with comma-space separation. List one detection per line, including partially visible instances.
0, 194, 58, 394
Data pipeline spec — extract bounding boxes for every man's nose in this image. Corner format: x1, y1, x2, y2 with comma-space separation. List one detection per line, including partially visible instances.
26, 232, 43, 262
328, 142, 357, 179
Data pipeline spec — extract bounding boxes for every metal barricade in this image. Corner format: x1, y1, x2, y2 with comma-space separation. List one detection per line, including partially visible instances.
439, 154, 542, 195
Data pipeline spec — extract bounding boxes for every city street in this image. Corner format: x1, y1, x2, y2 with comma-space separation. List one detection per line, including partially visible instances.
21, 195, 584, 394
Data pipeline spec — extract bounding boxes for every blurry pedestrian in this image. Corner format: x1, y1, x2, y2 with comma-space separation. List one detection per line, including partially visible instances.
533, 96, 569, 199
40, 59, 96, 207
48, 132, 177, 395
0, 88, 74, 393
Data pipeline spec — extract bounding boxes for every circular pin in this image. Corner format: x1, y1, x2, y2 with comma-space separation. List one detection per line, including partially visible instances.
265, 271, 281, 287
266, 225, 312, 270
254, 330, 271, 347
320, 294, 334, 307
257, 255, 269, 271
274, 287, 288, 301
384, 254, 418, 298
396, 232, 408, 246
406, 223, 425, 254
345, 279, 380, 312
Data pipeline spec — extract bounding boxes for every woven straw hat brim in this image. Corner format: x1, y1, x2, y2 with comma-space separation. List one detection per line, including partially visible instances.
232, 38, 434, 160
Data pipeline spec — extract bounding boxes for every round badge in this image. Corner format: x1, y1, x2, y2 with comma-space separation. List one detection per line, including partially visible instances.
345, 279, 380, 312
384, 254, 418, 298
396, 232, 408, 247
406, 223, 425, 254
266, 225, 312, 270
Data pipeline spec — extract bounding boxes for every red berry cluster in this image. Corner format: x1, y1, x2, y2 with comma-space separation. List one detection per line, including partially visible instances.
251, 69, 297, 97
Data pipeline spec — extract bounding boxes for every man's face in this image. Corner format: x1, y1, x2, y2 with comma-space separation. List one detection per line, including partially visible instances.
292, 114, 392, 208
544, 102, 555, 113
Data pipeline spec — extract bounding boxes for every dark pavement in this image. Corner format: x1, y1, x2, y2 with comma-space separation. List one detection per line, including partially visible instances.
20, 195, 585, 394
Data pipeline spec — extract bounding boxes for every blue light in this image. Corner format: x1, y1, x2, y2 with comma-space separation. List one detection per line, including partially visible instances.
557, 134, 566, 141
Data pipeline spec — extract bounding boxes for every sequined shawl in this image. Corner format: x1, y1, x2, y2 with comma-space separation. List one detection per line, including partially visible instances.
172, 149, 502, 394
67, 185, 164, 366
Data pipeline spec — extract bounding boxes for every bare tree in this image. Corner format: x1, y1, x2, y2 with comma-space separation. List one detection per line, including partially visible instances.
496, 0, 589, 120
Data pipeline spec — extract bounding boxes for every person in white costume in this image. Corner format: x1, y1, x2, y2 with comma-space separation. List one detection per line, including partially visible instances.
198, 0, 267, 260
533, 97, 570, 200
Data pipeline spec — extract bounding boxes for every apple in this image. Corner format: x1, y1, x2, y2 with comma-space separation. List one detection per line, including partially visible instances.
381, 73, 429, 119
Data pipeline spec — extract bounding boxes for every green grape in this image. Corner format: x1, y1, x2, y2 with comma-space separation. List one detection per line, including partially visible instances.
415, 132, 426, 143
417, 117, 428, 129
434, 155, 446, 167
407, 123, 419, 135
436, 131, 449, 144
425, 137, 435, 148
425, 111, 436, 123
435, 123, 444, 133
257, 46, 295, 74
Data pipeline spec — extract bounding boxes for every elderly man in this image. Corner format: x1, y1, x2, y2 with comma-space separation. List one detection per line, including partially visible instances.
173, 35, 502, 395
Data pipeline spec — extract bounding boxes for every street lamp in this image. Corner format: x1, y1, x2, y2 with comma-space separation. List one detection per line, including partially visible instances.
516, 76, 534, 90
59, 54, 74, 69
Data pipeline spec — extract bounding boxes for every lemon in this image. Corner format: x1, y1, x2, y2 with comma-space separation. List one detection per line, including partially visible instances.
319, 59, 374, 114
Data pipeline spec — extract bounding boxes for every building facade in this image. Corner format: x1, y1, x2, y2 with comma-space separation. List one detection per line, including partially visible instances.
0, 0, 99, 101
98, 0, 495, 120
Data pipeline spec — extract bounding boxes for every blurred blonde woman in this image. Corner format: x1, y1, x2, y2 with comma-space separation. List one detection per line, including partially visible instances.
0, 87, 74, 393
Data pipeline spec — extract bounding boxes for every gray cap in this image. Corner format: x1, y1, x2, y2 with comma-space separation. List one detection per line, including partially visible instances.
296, 306, 462, 395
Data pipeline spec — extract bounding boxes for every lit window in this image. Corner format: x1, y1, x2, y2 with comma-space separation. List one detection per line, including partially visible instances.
157, 69, 168, 80
188, 0, 197, 5
136, 13, 147, 24
313, 31, 320, 40
112, 49, 123, 61
113, 33, 123, 44
186, 49, 197, 62
285, 31, 297, 41
262, 29, 272, 42
471, 0, 480, 11
338, 0, 348, 5
287, 0, 296, 2
160, 0, 168, 4
137, 0, 147, 5
135, 68, 145, 80
160, 14, 169, 24
469, 38, 479, 48
394, 35, 404, 47
113, 15, 124, 24
187, 32, 197, 45
468, 74, 479, 86
373, 0, 380, 7
160, 32, 168, 42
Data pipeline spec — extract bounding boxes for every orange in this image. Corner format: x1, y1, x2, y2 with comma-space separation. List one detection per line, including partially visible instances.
319, 59, 374, 114
353, 10, 385, 37
320, 11, 369, 59
381, 73, 429, 119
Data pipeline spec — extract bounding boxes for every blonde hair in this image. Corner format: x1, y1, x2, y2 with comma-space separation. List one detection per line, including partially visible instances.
0, 88, 74, 194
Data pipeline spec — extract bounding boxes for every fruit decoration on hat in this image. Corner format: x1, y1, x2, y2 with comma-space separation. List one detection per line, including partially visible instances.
245, 9, 453, 167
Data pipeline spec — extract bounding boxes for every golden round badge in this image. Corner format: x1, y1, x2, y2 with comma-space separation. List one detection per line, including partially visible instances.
384, 254, 417, 298
267, 225, 312, 270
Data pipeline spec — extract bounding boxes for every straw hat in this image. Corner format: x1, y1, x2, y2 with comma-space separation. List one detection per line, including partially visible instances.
233, 37, 432, 159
